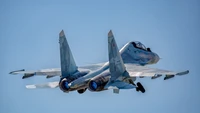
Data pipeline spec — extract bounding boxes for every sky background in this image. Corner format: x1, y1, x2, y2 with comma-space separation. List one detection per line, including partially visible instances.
0, 0, 200, 113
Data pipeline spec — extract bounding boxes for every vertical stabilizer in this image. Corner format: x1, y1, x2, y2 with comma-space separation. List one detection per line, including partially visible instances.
108, 30, 126, 81
59, 30, 78, 78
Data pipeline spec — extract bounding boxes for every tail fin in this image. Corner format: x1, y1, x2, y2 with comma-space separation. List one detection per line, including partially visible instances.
108, 30, 126, 81
59, 30, 78, 78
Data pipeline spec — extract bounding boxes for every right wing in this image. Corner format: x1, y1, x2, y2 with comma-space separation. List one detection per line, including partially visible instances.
125, 64, 189, 80
26, 81, 59, 89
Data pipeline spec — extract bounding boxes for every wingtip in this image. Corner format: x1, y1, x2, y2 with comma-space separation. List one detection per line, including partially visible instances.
59, 30, 65, 37
108, 30, 113, 37
186, 70, 190, 74
9, 69, 25, 74
176, 70, 190, 76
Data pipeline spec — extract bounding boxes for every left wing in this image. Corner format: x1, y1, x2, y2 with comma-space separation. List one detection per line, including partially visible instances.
9, 68, 61, 79
125, 64, 189, 80
9, 63, 105, 79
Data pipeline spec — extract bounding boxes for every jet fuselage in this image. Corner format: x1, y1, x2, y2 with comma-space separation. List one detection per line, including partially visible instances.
68, 41, 159, 90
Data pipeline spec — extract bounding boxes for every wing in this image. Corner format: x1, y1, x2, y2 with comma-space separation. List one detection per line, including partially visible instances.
79, 62, 106, 71
9, 63, 104, 79
9, 68, 61, 79
26, 81, 59, 89
125, 64, 189, 80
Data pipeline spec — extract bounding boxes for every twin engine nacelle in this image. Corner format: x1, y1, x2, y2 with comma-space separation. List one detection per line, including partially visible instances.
88, 72, 110, 92
59, 78, 70, 92
59, 70, 89, 92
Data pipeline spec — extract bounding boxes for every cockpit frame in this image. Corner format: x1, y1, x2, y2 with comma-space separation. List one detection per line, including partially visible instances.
131, 41, 147, 51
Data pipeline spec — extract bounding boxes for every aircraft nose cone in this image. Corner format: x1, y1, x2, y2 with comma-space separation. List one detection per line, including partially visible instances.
154, 53, 160, 63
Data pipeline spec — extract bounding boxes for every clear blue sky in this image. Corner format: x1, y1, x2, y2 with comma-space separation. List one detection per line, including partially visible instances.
0, 0, 200, 113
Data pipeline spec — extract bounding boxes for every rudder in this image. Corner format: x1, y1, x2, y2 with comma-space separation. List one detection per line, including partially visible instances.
108, 30, 126, 81
59, 30, 78, 78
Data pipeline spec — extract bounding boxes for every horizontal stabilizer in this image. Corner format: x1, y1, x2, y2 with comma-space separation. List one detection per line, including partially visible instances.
26, 81, 59, 89
105, 80, 136, 90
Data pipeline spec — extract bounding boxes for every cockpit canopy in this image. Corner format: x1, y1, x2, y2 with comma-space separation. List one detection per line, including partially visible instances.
131, 41, 147, 51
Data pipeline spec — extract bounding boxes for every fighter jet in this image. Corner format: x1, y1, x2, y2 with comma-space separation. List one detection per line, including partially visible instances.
10, 30, 159, 94
10, 30, 189, 94
68, 30, 189, 93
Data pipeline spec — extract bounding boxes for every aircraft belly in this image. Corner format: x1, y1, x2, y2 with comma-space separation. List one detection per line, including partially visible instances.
68, 85, 87, 91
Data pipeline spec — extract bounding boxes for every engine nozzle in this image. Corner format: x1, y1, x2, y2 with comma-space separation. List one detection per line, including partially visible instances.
88, 81, 98, 91
59, 78, 70, 92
